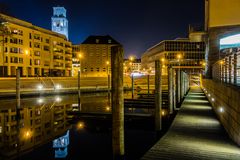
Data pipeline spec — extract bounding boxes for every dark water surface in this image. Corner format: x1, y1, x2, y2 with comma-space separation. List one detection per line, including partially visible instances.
0, 92, 173, 160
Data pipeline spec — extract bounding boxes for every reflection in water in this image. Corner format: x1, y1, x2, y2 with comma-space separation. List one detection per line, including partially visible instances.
0, 92, 162, 159
53, 130, 69, 158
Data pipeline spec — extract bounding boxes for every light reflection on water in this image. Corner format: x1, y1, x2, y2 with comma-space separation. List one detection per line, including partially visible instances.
0, 92, 155, 160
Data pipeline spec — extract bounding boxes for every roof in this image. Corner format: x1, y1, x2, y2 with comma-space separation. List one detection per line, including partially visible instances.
0, 13, 68, 40
81, 35, 120, 45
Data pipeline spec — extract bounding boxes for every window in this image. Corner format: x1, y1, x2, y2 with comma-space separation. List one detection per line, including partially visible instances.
19, 58, 23, 63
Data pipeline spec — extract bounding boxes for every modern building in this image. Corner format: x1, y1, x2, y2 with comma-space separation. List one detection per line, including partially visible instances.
141, 30, 206, 75
79, 35, 121, 77
205, 0, 240, 78
0, 13, 72, 77
51, 7, 68, 40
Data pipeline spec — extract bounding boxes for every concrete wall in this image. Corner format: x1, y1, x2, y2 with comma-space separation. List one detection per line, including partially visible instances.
202, 79, 240, 145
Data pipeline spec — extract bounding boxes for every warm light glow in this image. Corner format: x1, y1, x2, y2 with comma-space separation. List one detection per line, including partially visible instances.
161, 58, 165, 62
78, 53, 82, 58
129, 62, 132, 65
37, 98, 43, 104
129, 56, 134, 61
177, 54, 182, 59
25, 50, 29, 55
106, 61, 109, 65
162, 111, 165, 116
220, 60, 224, 65
208, 94, 211, 97
149, 67, 152, 70
106, 106, 110, 111
55, 97, 61, 102
202, 62, 206, 66
24, 130, 32, 139
37, 84, 43, 90
55, 84, 62, 90
211, 98, 215, 102
77, 122, 84, 129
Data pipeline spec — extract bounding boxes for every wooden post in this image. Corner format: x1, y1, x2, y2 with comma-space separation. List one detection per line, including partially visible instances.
181, 71, 184, 99
147, 74, 150, 96
177, 69, 181, 104
155, 60, 162, 131
173, 69, 176, 110
131, 74, 134, 99
225, 57, 228, 83
168, 67, 173, 114
16, 68, 20, 110
78, 70, 81, 110
111, 45, 124, 159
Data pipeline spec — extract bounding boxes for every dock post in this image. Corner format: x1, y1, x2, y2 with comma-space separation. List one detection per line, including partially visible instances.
131, 74, 134, 99
181, 71, 185, 100
111, 45, 124, 159
233, 54, 237, 85
173, 69, 176, 111
147, 74, 150, 96
16, 68, 20, 110
177, 69, 181, 104
168, 67, 173, 114
78, 70, 81, 110
155, 60, 162, 131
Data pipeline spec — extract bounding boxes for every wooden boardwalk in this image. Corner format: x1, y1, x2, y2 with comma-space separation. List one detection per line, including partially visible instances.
142, 86, 240, 160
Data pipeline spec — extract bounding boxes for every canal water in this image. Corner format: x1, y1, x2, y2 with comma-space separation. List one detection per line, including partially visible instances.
0, 92, 174, 160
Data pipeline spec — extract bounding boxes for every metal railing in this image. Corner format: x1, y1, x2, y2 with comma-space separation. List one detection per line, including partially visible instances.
212, 50, 240, 86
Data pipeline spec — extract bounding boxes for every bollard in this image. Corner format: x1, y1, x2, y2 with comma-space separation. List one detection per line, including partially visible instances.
111, 45, 124, 159
155, 60, 162, 131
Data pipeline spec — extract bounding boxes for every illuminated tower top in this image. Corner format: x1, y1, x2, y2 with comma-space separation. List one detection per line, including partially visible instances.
51, 7, 68, 40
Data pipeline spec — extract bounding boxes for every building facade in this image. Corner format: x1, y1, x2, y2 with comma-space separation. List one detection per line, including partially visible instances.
72, 44, 80, 77
51, 7, 68, 40
0, 13, 72, 77
205, 0, 240, 78
141, 32, 206, 75
79, 35, 120, 77
123, 58, 141, 74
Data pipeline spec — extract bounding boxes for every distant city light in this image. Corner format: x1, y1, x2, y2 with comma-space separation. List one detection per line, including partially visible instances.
162, 111, 165, 116
37, 98, 43, 104
106, 106, 110, 111
55, 97, 62, 102
77, 122, 84, 129
55, 84, 62, 90
37, 84, 43, 90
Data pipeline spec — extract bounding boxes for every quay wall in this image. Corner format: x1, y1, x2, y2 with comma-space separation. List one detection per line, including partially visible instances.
202, 79, 240, 145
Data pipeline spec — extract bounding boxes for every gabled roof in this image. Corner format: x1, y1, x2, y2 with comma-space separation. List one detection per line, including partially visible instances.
81, 35, 120, 44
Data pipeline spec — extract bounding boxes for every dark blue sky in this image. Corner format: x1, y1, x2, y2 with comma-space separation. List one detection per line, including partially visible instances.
0, 0, 204, 58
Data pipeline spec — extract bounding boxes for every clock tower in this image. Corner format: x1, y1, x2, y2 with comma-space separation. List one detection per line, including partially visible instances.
51, 7, 68, 40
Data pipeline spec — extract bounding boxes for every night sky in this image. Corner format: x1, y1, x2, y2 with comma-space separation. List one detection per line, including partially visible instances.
0, 0, 204, 58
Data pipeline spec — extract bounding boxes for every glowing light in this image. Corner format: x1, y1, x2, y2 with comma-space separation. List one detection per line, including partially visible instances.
129, 56, 134, 61
177, 54, 182, 59
77, 122, 84, 129
208, 94, 211, 97
220, 61, 224, 65
219, 107, 224, 113
24, 130, 32, 139
55, 84, 62, 90
162, 111, 165, 116
211, 98, 215, 102
55, 97, 62, 102
25, 50, 29, 55
78, 54, 82, 58
37, 84, 43, 90
106, 61, 109, 65
106, 106, 110, 111
161, 58, 165, 62
202, 62, 206, 66
37, 98, 43, 104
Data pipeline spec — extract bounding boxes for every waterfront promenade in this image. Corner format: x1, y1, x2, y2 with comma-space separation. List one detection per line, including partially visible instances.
142, 86, 240, 160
